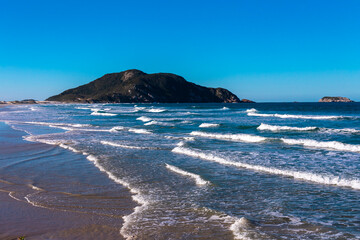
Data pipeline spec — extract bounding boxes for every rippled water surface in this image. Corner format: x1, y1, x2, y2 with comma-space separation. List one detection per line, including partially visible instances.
1, 103, 360, 239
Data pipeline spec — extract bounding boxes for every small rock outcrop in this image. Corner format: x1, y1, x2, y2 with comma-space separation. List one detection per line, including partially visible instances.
240, 99, 255, 103
319, 97, 354, 103
47, 69, 242, 103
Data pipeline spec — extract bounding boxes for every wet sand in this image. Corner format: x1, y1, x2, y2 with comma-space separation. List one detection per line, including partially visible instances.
0, 122, 136, 239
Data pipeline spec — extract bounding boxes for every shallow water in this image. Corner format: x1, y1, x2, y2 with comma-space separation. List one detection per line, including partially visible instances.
0, 103, 359, 239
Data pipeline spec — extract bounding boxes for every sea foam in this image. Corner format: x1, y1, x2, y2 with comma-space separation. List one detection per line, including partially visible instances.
190, 131, 267, 143
165, 164, 209, 186
199, 123, 220, 128
128, 128, 152, 134
281, 138, 360, 153
247, 109, 343, 120
101, 140, 147, 150
172, 146, 360, 190
257, 123, 317, 132
136, 116, 152, 122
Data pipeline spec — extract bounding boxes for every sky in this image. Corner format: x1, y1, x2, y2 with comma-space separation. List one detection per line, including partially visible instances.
0, 0, 359, 102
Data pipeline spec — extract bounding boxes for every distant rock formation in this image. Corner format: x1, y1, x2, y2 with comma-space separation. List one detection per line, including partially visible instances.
240, 99, 255, 103
47, 69, 243, 103
319, 96, 354, 103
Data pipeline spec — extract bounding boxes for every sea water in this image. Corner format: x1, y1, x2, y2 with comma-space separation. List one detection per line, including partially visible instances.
0, 102, 359, 239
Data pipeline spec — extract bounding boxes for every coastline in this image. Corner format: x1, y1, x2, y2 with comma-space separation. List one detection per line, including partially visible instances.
0, 122, 135, 239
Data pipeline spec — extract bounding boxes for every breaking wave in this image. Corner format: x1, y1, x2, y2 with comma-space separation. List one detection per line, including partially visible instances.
165, 164, 209, 186
172, 146, 360, 189
190, 131, 267, 143
199, 123, 220, 128
136, 116, 152, 122
101, 140, 148, 149
128, 128, 152, 134
281, 138, 360, 153
247, 109, 344, 120
257, 123, 318, 132
91, 110, 117, 116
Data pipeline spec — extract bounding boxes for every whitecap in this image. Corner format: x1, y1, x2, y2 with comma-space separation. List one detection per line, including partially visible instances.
190, 131, 267, 143
91, 111, 117, 116
165, 164, 209, 186
101, 140, 146, 149
257, 123, 317, 132
248, 111, 343, 120
136, 116, 152, 122
199, 123, 220, 128
128, 128, 152, 134
147, 108, 166, 113
172, 146, 360, 190
281, 138, 360, 153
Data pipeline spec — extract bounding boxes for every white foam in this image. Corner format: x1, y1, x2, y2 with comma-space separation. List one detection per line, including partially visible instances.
165, 164, 209, 186
109, 126, 125, 132
320, 127, 360, 134
128, 128, 152, 134
257, 123, 317, 132
281, 138, 360, 153
172, 146, 360, 190
136, 116, 152, 122
190, 131, 267, 143
245, 108, 257, 113
85, 154, 150, 239
221, 107, 229, 110
147, 108, 166, 113
91, 111, 117, 116
101, 140, 146, 150
144, 120, 174, 126
199, 123, 220, 128
248, 111, 343, 120
75, 106, 91, 110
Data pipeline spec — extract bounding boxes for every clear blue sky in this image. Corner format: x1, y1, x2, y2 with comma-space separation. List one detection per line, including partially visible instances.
0, 0, 359, 102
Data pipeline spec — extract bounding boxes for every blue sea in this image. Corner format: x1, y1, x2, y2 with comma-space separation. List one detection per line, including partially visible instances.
0, 103, 359, 239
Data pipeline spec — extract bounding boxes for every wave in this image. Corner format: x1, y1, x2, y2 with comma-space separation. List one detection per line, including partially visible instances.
147, 108, 166, 113
246, 108, 257, 113
86, 155, 150, 240
320, 127, 360, 135
101, 140, 147, 149
165, 164, 209, 186
109, 126, 125, 132
246, 109, 344, 120
136, 116, 152, 122
144, 120, 174, 126
281, 138, 360, 153
221, 107, 229, 110
172, 146, 360, 190
199, 123, 220, 128
257, 123, 318, 132
190, 131, 267, 143
91, 111, 117, 116
128, 128, 152, 134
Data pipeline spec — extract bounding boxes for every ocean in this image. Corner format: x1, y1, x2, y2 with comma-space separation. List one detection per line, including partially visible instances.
0, 103, 359, 239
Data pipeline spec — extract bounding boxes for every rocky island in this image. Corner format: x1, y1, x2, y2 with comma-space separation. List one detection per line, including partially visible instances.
47, 69, 249, 103
319, 96, 355, 103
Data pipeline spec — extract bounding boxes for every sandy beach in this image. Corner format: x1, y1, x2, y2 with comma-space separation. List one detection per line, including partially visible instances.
0, 121, 135, 239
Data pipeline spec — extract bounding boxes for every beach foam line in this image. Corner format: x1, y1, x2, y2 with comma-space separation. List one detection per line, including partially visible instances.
257, 123, 318, 132
85, 155, 150, 240
128, 128, 152, 134
172, 146, 360, 190
199, 123, 220, 128
190, 131, 267, 143
281, 138, 360, 153
246, 109, 344, 120
165, 164, 209, 186
136, 116, 152, 122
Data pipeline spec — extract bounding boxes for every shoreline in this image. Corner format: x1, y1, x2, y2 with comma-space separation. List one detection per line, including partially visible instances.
0, 122, 135, 239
